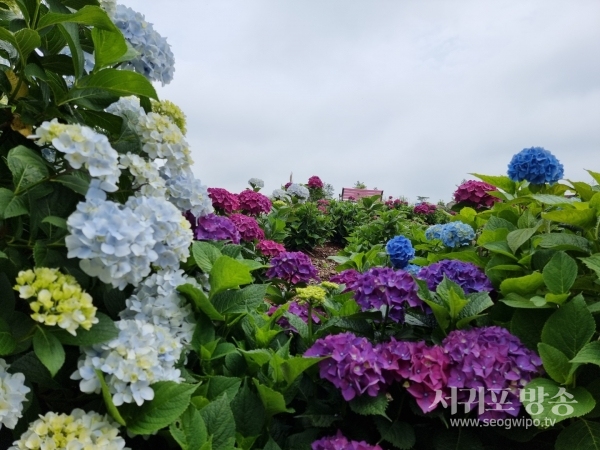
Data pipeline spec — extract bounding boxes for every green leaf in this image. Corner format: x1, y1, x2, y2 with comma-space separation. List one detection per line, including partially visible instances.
483, 241, 518, 260
542, 208, 597, 229
281, 356, 325, 386
457, 292, 494, 320
67, 68, 158, 102
192, 241, 222, 273
537, 343, 574, 384
483, 216, 517, 232
56, 22, 83, 78
240, 349, 272, 368
541, 296, 595, 359
252, 379, 294, 418
581, 254, 600, 280
500, 272, 545, 297
530, 194, 582, 205
209, 256, 253, 297
421, 299, 450, 331
14, 28, 41, 61
348, 393, 389, 418
0, 188, 28, 219
96, 370, 126, 426
556, 420, 600, 450
507, 226, 540, 253
542, 251, 578, 294
50, 312, 117, 346
212, 284, 267, 315
198, 395, 237, 450
202, 376, 241, 402
91, 27, 128, 70
536, 233, 591, 253
570, 341, 600, 366
263, 438, 282, 450
374, 418, 415, 450
0, 316, 17, 355
7, 146, 49, 194
51, 173, 90, 195
37, 5, 117, 30
33, 327, 65, 377
470, 173, 516, 194
231, 383, 265, 438
178, 283, 224, 321
170, 405, 208, 450
41, 215, 67, 229
120, 381, 197, 435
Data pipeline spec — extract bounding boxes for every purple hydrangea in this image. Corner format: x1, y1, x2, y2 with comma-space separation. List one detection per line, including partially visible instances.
312, 431, 383, 450
329, 269, 361, 292
237, 190, 272, 216
266, 251, 318, 284
441, 326, 543, 420
193, 213, 240, 244
385, 235, 415, 269
256, 240, 286, 258
507, 147, 564, 185
418, 260, 493, 294
208, 188, 239, 214
353, 267, 422, 322
413, 203, 437, 215
308, 175, 324, 189
453, 180, 500, 209
229, 213, 265, 242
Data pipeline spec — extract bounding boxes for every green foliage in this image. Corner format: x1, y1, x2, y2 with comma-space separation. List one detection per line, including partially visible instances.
284, 202, 332, 251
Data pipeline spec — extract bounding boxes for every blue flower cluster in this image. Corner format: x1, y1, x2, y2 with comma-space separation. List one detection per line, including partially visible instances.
385, 236, 415, 269
507, 147, 564, 185
425, 221, 474, 248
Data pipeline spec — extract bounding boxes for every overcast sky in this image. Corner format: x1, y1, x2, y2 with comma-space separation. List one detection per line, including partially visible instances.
125, 0, 600, 203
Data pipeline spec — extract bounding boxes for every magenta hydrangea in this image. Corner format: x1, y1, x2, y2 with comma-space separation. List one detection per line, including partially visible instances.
352, 267, 422, 323
266, 251, 318, 284
208, 187, 240, 214
417, 260, 493, 294
194, 213, 240, 244
312, 431, 383, 450
308, 175, 324, 189
413, 203, 437, 215
284, 182, 292, 189
453, 180, 500, 209
330, 269, 361, 292
237, 190, 272, 216
229, 213, 265, 242
317, 199, 330, 213
256, 240, 286, 258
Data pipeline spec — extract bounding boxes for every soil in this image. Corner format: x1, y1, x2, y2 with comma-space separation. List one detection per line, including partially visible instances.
305, 242, 344, 281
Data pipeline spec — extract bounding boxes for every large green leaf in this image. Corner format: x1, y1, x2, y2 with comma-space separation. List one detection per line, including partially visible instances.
348, 393, 389, 418
537, 343, 575, 384
198, 395, 237, 450
170, 405, 208, 450
57, 22, 83, 79
556, 420, 600, 450
231, 383, 265, 438
37, 5, 117, 30
374, 418, 415, 450
570, 341, 600, 367
281, 356, 325, 386
507, 226, 540, 253
0, 28, 40, 65
192, 241, 222, 273
66, 69, 158, 102
211, 284, 267, 315
535, 233, 591, 253
91, 27, 129, 70
470, 173, 516, 194
33, 327, 65, 377
542, 251, 578, 294
252, 379, 294, 418
209, 256, 253, 297
542, 208, 597, 229
177, 283, 224, 321
580, 254, 600, 280
530, 194, 582, 205
499, 272, 544, 297
0, 188, 28, 219
51, 173, 90, 195
7, 146, 49, 194
0, 317, 17, 355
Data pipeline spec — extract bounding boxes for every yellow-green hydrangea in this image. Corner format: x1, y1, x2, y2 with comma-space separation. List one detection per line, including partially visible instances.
320, 281, 339, 291
151, 98, 187, 134
296, 286, 327, 305
14, 268, 98, 336
272, 200, 287, 208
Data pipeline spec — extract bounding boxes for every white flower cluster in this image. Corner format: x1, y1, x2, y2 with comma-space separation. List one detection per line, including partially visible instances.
271, 188, 290, 201
287, 183, 310, 200
248, 177, 264, 188
9, 409, 129, 450
112, 5, 175, 85
0, 359, 30, 430
31, 119, 121, 192
105, 95, 145, 128
136, 112, 193, 169
99, 0, 117, 17
119, 152, 166, 198
73, 319, 183, 406
161, 167, 213, 218
120, 270, 195, 344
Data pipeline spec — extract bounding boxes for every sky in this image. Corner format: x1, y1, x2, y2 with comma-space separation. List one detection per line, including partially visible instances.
125, 0, 600, 203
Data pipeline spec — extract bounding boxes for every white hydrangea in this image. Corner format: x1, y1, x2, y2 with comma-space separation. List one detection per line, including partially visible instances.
248, 177, 264, 188
119, 152, 166, 197
66, 181, 158, 290
125, 195, 193, 270
136, 112, 193, 169
9, 409, 129, 450
287, 183, 310, 200
161, 167, 213, 218
72, 320, 182, 407
31, 119, 121, 192
271, 188, 290, 201
105, 95, 146, 128
119, 270, 195, 344
0, 359, 30, 430
99, 0, 117, 17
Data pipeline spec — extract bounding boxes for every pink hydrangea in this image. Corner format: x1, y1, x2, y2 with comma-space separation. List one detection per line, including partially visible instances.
453, 180, 500, 209
312, 431, 382, 450
317, 199, 330, 213
256, 240, 286, 258
208, 187, 239, 214
413, 203, 437, 215
237, 190, 272, 216
308, 175, 324, 189
229, 213, 265, 241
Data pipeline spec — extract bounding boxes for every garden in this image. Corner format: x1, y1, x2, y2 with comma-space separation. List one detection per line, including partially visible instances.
0, 1, 599, 449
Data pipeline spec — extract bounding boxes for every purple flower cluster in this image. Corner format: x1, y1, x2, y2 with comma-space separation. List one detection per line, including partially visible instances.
308, 175, 324, 189
329, 269, 360, 292
194, 214, 240, 244
312, 431, 382, 450
266, 251, 318, 284
208, 188, 239, 214
284, 182, 292, 189
413, 203, 437, 215
453, 180, 500, 209
267, 301, 322, 331
317, 199, 329, 213
418, 260, 493, 294
256, 239, 286, 258
229, 213, 265, 242
385, 198, 408, 209
237, 190, 272, 216
352, 267, 422, 322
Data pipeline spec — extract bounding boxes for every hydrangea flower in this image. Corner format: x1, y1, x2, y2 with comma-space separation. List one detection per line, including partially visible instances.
256, 239, 286, 257
266, 251, 318, 284
329, 269, 361, 292
317, 199, 329, 213
105, 95, 145, 127
248, 177, 264, 189
418, 260, 493, 294
193, 214, 241, 244
312, 431, 382, 450
99, 0, 117, 17
425, 224, 444, 241
31, 119, 121, 192
308, 176, 324, 189
440, 221, 475, 248
208, 187, 240, 214
271, 188, 290, 201
287, 183, 310, 200
136, 112, 193, 170
404, 264, 421, 276
119, 152, 166, 198
453, 180, 500, 209
72, 319, 182, 406
9, 409, 129, 450
284, 182, 292, 189
112, 4, 175, 85
413, 203, 437, 215
0, 359, 30, 430
352, 267, 422, 323
385, 236, 415, 269
161, 167, 213, 218
237, 190, 272, 216
507, 147, 564, 185
151, 98, 187, 134
296, 285, 327, 304
14, 267, 98, 335
229, 213, 265, 242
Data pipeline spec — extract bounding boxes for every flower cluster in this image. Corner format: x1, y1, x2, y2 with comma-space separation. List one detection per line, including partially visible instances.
418, 260, 493, 294
413, 203, 437, 215
193, 213, 241, 244
162, 167, 213, 218
425, 224, 444, 241
14, 267, 98, 335
112, 4, 175, 85
312, 431, 382, 450
385, 198, 408, 209
98, 0, 117, 17
453, 180, 500, 209
507, 147, 564, 185
208, 187, 240, 213
256, 239, 286, 257
266, 251, 318, 284
151, 98, 187, 134
385, 235, 415, 269
248, 177, 264, 189
308, 175, 324, 189
0, 359, 30, 430
31, 119, 120, 192
286, 183, 310, 200
440, 221, 475, 248
317, 199, 330, 213
229, 213, 265, 241
271, 188, 290, 201
136, 112, 192, 169
237, 190, 272, 216
296, 285, 327, 304
352, 267, 422, 322
73, 319, 182, 406
329, 269, 360, 292
119, 152, 166, 198
9, 409, 128, 450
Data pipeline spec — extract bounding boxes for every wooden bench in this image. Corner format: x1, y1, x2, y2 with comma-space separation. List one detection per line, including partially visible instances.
340, 188, 384, 201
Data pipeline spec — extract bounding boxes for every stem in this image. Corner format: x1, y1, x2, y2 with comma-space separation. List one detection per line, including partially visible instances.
307, 303, 313, 342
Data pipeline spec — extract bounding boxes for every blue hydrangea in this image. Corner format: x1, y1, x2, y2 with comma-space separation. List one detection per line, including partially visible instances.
112, 5, 175, 85
404, 264, 421, 276
425, 224, 444, 241
507, 147, 564, 185
440, 221, 475, 248
386, 236, 415, 269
